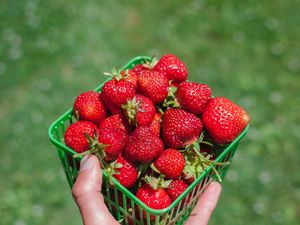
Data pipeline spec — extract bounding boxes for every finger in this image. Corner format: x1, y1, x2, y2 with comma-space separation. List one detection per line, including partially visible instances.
185, 182, 222, 225
72, 155, 118, 225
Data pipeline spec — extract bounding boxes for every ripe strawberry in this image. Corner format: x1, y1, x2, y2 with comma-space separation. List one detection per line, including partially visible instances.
64, 121, 99, 153
97, 128, 127, 162
132, 58, 156, 75
120, 69, 138, 89
136, 176, 172, 212
101, 78, 136, 114
73, 91, 108, 125
122, 94, 155, 127
162, 109, 203, 148
152, 149, 185, 179
123, 127, 164, 163
149, 112, 162, 137
109, 155, 138, 189
176, 81, 212, 115
166, 180, 188, 202
137, 70, 169, 104
154, 54, 188, 82
99, 113, 133, 134
202, 97, 250, 145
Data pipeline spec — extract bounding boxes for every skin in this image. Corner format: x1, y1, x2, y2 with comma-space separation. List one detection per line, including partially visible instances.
72, 155, 222, 225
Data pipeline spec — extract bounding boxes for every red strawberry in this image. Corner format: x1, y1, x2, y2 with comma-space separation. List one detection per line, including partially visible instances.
99, 113, 133, 134
109, 155, 138, 189
154, 54, 188, 82
132, 58, 156, 75
97, 128, 127, 162
166, 180, 188, 202
123, 127, 164, 163
162, 109, 203, 148
176, 81, 212, 114
73, 91, 108, 125
136, 176, 172, 213
137, 70, 169, 104
101, 78, 136, 114
64, 121, 99, 153
202, 97, 250, 145
149, 112, 162, 137
132, 64, 151, 75
122, 94, 155, 127
152, 149, 185, 179
120, 69, 138, 89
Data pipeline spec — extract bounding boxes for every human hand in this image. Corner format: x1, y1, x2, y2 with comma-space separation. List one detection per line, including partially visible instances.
72, 155, 222, 225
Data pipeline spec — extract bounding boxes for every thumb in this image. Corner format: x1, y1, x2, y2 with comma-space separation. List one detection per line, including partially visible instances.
185, 182, 222, 225
72, 155, 118, 225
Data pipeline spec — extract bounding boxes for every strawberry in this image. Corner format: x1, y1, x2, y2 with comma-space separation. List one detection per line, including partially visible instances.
101, 78, 136, 114
152, 149, 185, 179
149, 112, 162, 137
64, 121, 99, 153
137, 70, 169, 104
132, 58, 156, 75
202, 97, 250, 145
176, 81, 212, 115
154, 54, 188, 82
123, 127, 164, 163
97, 128, 127, 162
136, 176, 172, 213
108, 155, 138, 189
166, 179, 188, 202
122, 94, 155, 127
162, 109, 203, 148
73, 91, 108, 125
99, 113, 133, 134
120, 69, 138, 89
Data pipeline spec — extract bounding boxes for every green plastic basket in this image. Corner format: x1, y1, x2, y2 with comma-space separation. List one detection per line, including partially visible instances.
48, 56, 249, 225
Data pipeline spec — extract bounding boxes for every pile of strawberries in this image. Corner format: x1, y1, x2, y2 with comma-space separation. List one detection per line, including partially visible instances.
64, 54, 250, 211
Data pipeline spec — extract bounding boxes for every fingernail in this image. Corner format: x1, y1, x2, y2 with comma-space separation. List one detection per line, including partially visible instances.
205, 182, 221, 194
80, 155, 94, 171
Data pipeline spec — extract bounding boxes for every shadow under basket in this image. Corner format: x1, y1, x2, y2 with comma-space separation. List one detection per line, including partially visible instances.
48, 56, 249, 225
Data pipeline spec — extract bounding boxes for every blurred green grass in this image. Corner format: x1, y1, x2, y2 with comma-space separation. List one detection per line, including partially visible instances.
1, 0, 300, 224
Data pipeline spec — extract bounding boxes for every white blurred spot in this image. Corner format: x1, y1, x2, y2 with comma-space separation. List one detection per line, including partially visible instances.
0, 62, 7, 75
258, 171, 271, 184
271, 43, 284, 56
248, 127, 261, 141
269, 91, 283, 104
32, 204, 44, 217
14, 219, 26, 225
36, 36, 50, 49
227, 170, 238, 182
31, 111, 44, 124
12, 123, 25, 135
252, 201, 266, 215
272, 211, 284, 224
8, 47, 23, 60
287, 58, 300, 73
232, 31, 245, 44
38, 78, 53, 91
264, 17, 279, 30
26, 15, 40, 28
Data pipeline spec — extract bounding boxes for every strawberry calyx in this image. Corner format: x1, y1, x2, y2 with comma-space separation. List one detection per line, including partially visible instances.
143, 175, 172, 190
140, 56, 158, 70
183, 132, 230, 182
103, 67, 129, 81
104, 160, 123, 186
121, 96, 144, 126
73, 131, 108, 168
163, 85, 180, 108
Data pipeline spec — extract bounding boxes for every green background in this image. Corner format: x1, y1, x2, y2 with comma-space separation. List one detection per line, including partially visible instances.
1, 0, 299, 224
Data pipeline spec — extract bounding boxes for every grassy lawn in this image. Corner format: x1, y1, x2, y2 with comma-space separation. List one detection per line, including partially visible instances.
1, 0, 299, 224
